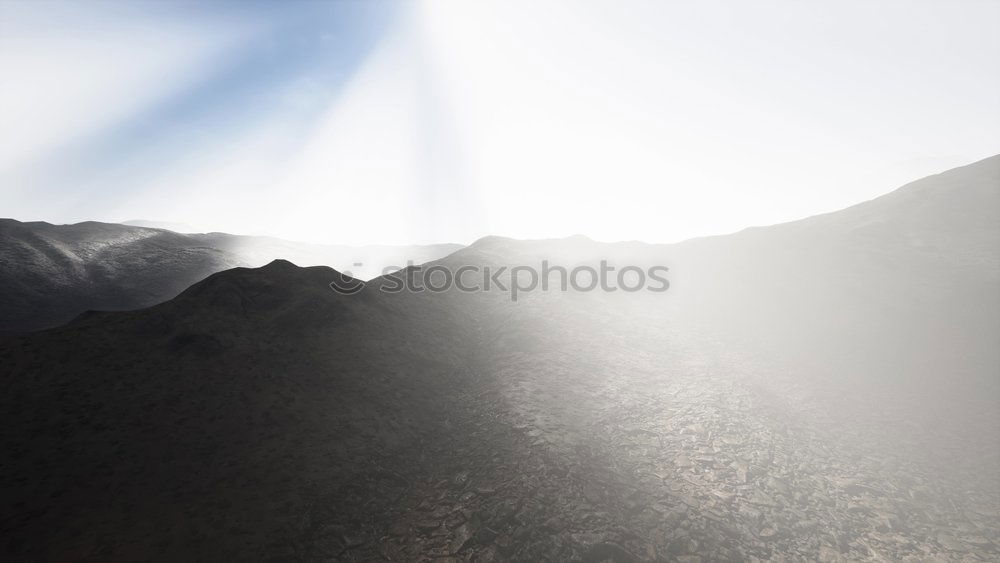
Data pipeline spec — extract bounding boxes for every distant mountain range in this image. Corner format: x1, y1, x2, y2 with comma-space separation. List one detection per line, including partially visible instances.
1, 156, 997, 560
121, 219, 204, 232
428, 154, 999, 403
0, 220, 460, 332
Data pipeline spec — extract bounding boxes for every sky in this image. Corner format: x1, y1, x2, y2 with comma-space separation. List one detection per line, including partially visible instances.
1, 0, 998, 245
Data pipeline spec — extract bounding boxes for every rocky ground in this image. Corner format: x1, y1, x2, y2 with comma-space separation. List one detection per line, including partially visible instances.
285, 294, 1000, 562
2, 263, 997, 561
4, 156, 999, 560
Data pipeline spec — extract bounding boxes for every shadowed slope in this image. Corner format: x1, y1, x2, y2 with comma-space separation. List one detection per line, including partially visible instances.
0, 220, 460, 332
0, 260, 479, 560
1, 157, 997, 561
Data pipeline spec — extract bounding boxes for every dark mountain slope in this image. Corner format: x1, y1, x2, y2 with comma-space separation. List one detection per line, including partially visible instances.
0, 219, 460, 332
0, 220, 241, 333
0, 260, 485, 560
1, 157, 998, 561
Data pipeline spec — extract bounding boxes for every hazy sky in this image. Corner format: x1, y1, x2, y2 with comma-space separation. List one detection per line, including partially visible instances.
1, 0, 997, 245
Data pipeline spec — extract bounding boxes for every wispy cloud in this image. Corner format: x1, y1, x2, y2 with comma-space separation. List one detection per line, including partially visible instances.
0, 2, 257, 175
0, 0, 394, 227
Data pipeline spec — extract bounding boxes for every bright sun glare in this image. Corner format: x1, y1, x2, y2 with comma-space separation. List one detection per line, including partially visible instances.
1, 0, 997, 245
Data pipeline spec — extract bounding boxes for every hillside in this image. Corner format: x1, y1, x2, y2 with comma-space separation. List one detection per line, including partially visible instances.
1, 157, 998, 560
0, 220, 460, 332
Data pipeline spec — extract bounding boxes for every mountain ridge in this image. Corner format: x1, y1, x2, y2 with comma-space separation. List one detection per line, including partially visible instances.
0, 219, 459, 332
1, 157, 997, 560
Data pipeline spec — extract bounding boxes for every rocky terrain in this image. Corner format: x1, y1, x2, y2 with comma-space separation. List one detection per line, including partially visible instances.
1, 156, 998, 560
435, 296, 1000, 562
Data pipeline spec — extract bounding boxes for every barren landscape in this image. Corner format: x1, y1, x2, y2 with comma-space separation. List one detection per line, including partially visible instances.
2, 157, 998, 560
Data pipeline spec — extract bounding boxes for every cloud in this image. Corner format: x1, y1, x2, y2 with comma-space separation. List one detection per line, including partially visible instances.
118, 20, 437, 245
0, 1, 261, 188
2, 0, 997, 244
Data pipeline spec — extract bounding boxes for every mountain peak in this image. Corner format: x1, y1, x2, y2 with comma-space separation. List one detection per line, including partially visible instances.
469, 235, 516, 249
260, 258, 301, 270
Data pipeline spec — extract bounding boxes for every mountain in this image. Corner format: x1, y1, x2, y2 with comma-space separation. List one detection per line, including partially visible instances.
435, 154, 999, 400
0, 219, 461, 332
667, 153, 1000, 405
1, 156, 997, 560
121, 219, 202, 232
0, 260, 484, 560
